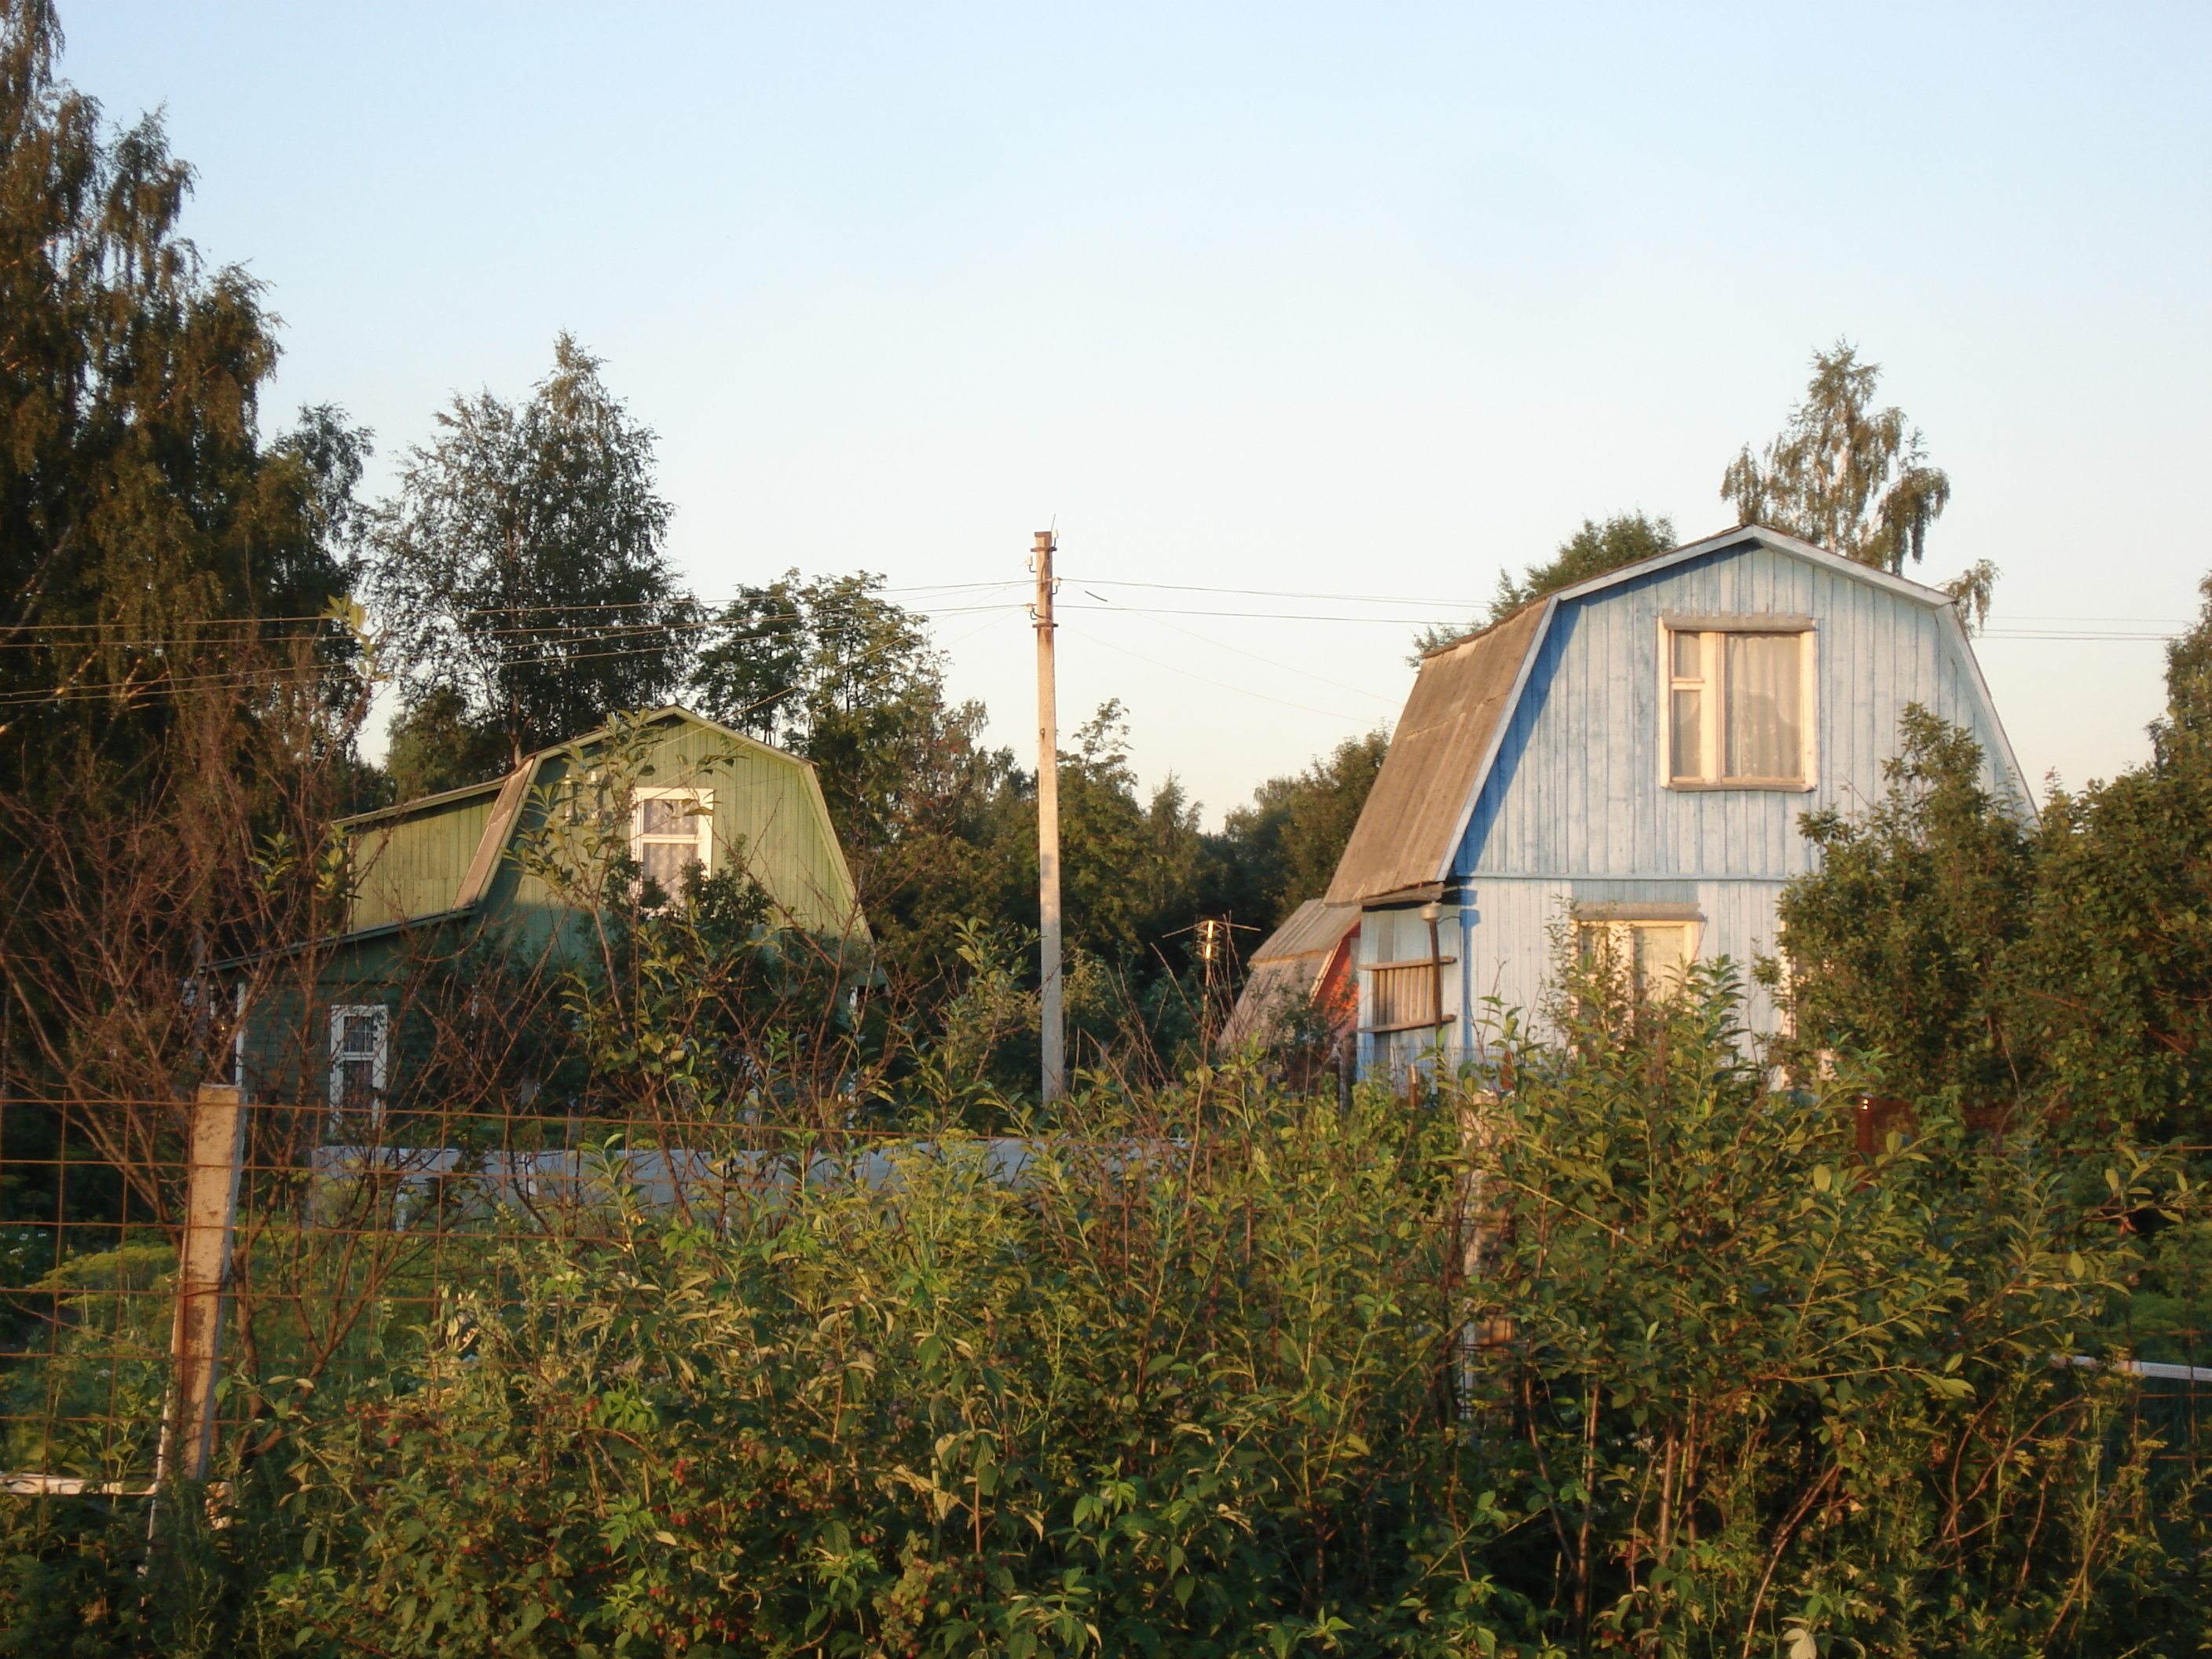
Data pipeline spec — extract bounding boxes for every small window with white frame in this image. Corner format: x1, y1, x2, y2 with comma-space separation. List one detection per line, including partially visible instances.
631, 788, 714, 903
328, 1004, 388, 1121
1664, 618, 1815, 788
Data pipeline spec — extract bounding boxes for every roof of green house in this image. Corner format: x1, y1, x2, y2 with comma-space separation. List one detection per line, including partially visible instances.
336, 705, 863, 943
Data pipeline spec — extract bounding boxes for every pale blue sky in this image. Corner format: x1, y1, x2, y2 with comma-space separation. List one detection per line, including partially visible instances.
63, 2, 2212, 818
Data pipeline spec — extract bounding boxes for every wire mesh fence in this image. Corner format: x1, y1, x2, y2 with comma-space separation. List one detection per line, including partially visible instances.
5, 1083, 2212, 1503
0, 1087, 1353, 1496
0, 1091, 939, 1493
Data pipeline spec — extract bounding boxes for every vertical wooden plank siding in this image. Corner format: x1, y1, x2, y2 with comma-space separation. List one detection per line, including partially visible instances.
347, 795, 496, 932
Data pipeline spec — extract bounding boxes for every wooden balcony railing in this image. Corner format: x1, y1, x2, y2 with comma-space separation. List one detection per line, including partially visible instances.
1361, 957, 1456, 1033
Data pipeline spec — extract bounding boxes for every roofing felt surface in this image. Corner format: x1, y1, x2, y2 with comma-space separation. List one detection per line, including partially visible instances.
1324, 601, 1547, 906
1248, 898, 1357, 964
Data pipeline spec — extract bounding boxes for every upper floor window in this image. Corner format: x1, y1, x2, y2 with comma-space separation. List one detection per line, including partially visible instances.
631, 789, 714, 900
1664, 618, 1815, 789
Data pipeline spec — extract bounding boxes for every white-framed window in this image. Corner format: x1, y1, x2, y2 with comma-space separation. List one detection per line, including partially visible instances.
1576, 917, 1700, 1002
1663, 618, 1815, 789
328, 1004, 389, 1119
630, 788, 714, 902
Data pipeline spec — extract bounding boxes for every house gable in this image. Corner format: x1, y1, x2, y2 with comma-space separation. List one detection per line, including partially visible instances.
1330, 526, 2028, 1062
1453, 531, 2025, 884
1325, 526, 2026, 910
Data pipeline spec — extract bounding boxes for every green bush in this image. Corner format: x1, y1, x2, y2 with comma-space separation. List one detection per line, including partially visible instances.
2, 972, 2204, 1654
261, 1089, 1504, 1657
1459, 962, 2207, 1653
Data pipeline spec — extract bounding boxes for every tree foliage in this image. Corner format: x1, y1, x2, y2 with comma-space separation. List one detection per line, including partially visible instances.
366, 334, 693, 785
0, 0, 363, 796
1771, 576, 2212, 1139
1488, 511, 1676, 624
1771, 708, 2037, 1108
0, 0, 370, 1122
1215, 729, 1390, 926
1413, 512, 1675, 661
1467, 964, 2189, 1652
1721, 340, 1952, 575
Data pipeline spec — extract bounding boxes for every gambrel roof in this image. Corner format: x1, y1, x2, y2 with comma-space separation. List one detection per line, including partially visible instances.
1323, 525, 2023, 906
336, 705, 861, 940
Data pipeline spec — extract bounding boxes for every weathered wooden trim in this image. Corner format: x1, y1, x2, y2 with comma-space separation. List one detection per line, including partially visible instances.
1570, 901, 1702, 922
1658, 612, 1815, 633
1359, 882, 1447, 909
1664, 778, 1816, 793
452, 761, 538, 910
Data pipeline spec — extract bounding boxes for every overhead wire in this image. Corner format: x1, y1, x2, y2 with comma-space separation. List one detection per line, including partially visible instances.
1070, 591, 1401, 705
0, 568, 2191, 706
1053, 619, 1375, 727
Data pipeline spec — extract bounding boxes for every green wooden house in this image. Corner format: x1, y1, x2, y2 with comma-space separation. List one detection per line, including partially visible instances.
236, 706, 865, 1120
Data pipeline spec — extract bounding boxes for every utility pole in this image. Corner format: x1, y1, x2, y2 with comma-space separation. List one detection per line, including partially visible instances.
1031, 530, 1065, 1102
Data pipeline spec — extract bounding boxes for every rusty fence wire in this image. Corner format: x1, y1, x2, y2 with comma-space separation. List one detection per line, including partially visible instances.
0, 1088, 1054, 1496
1, 1090, 2210, 1498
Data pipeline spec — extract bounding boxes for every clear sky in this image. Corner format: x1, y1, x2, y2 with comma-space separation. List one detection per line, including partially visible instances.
59, 2, 2212, 821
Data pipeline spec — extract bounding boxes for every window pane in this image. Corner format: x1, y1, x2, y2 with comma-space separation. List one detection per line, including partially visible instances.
341, 1013, 380, 1055
1672, 631, 1701, 679
1670, 687, 1703, 779
1633, 925, 1691, 998
643, 840, 698, 891
1724, 632, 1801, 779
641, 797, 689, 836
336, 1058, 375, 1111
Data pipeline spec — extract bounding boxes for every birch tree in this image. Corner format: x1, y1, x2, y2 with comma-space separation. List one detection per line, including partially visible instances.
1721, 341, 1954, 576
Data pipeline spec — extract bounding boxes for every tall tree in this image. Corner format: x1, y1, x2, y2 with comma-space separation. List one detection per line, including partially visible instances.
367, 335, 692, 785
1214, 730, 1391, 925
692, 573, 1030, 978
1720, 342, 1952, 575
693, 571, 963, 851
0, 0, 371, 1175
0, 0, 363, 793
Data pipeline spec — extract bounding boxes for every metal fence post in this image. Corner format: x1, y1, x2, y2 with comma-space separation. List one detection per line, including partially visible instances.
156, 1083, 247, 1485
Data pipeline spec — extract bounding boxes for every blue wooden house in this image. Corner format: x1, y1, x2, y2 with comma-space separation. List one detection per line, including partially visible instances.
1321, 525, 2028, 1074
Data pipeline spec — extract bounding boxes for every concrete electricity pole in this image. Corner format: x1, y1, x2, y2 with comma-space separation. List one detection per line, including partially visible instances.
1032, 530, 1066, 1102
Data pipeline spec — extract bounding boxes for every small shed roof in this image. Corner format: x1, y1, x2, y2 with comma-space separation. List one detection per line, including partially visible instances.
1251, 898, 1357, 963
1218, 899, 1357, 1049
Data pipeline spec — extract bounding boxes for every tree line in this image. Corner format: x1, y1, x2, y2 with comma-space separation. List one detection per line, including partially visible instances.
0, 0, 2005, 1090
6, 5, 1975, 1085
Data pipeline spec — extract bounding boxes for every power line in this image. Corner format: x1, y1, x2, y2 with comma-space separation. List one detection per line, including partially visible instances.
1055, 620, 1375, 727
1073, 592, 1401, 705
